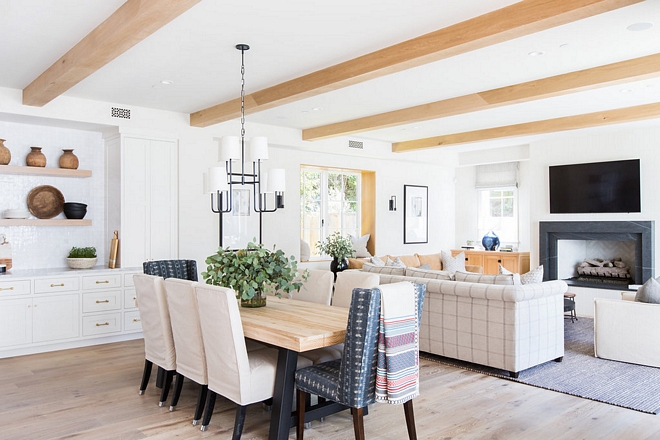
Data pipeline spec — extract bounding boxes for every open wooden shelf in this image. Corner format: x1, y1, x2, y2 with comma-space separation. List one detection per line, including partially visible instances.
0, 219, 92, 226
0, 165, 91, 177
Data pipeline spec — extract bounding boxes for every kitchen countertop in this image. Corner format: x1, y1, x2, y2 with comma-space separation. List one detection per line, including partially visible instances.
0, 266, 141, 279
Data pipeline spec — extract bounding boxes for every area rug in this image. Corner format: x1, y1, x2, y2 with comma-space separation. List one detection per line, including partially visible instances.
421, 318, 660, 414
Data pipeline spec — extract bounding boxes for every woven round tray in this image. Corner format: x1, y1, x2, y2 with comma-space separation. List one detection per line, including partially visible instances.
27, 185, 64, 219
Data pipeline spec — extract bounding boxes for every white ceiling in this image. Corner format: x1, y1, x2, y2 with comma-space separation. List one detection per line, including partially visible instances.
2, 0, 660, 149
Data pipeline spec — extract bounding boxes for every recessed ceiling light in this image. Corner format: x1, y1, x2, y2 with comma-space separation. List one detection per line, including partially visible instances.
559, 43, 570, 49
311, 107, 322, 111
620, 89, 633, 93
276, 116, 288, 120
301, 110, 309, 114
160, 80, 174, 85
528, 51, 545, 57
627, 22, 653, 32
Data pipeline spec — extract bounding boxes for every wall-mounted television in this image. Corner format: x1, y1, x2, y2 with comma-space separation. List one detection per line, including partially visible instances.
549, 159, 641, 214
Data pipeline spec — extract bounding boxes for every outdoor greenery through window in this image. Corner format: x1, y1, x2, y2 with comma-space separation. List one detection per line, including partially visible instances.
301, 166, 360, 258
477, 187, 518, 245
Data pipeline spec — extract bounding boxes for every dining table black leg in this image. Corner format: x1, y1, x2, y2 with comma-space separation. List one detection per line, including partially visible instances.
269, 347, 298, 440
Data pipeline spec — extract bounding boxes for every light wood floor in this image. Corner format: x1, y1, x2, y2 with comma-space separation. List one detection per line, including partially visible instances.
1, 340, 660, 440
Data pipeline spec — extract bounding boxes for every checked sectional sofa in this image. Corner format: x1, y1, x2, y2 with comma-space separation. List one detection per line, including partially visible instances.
371, 268, 568, 377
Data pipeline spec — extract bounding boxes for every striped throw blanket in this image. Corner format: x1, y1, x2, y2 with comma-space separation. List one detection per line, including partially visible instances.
375, 282, 419, 405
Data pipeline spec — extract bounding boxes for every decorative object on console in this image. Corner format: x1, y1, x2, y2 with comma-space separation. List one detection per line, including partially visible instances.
108, 230, 119, 269
0, 139, 10, 165
2, 209, 29, 219
482, 230, 500, 251
66, 246, 97, 269
62, 202, 87, 219
317, 231, 356, 280
58, 149, 79, 169
27, 185, 64, 219
0, 234, 12, 270
208, 44, 286, 218
403, 184, 428, 244
202, 241, 307, 308
441, 250, 465, 273
389, 195, 396, 211
348, 233, 371, 258
26, 146, 46, 167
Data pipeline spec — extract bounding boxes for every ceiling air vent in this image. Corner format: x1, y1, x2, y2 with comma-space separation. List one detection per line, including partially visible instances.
111, 107, 131, 119
348, 140, 363, 149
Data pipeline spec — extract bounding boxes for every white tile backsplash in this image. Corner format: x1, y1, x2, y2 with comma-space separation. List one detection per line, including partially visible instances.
0, 121, 107, 270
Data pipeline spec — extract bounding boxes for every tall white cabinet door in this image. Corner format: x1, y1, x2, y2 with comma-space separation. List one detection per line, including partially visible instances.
121, 137, 178, 267
32, 294, 80, 343
0, 298, 32, 347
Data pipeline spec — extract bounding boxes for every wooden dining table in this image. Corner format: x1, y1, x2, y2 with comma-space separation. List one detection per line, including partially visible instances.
239, 296, 349, 440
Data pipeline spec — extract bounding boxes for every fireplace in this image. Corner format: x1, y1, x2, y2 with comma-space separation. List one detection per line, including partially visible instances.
539, 221, 654, 290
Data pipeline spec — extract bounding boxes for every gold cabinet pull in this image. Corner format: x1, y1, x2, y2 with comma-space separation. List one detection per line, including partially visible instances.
96, 280, 110, 284
95, 299, 110, 304
133, 318, 141, 323
0, 287, 14, 291
96, 322, 110, 327
50, 283, 65, 287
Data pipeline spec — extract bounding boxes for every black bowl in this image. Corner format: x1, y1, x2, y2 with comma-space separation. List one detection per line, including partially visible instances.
63, 202, 87, 219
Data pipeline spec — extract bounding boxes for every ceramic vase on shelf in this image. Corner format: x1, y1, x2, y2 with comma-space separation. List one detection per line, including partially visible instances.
26, 146, 46, 167
330, 257, 349, 281
0, 139, 10, 165
240, 289, 267, 308
59, 149, 79, 169
482, 230, 500, 251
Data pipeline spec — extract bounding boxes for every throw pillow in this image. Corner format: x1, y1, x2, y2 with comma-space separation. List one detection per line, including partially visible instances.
405, 267, 453, 280
369, 256, 385, 266
455, 271, 519, 285
362, 264, 406, 277
385, 257, 406, 268
349, 234, 371, 258
499, 264, 512, 275
520, 265, 544, 284
635, 277, 660, 304
300, 239, 311, 262
417, 264, 431, 270
441, 250, 466, 273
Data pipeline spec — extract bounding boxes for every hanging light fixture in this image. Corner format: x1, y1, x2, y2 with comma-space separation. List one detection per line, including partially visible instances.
209, 44, 286, 215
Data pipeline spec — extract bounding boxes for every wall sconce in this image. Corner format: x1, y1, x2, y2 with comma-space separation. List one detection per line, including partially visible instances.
389, 196, 397, 211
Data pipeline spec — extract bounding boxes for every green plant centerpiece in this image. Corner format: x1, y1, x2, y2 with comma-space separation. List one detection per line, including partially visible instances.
202, 241, 308, 308
66, 246, 97, 269
317, 231, 355, 278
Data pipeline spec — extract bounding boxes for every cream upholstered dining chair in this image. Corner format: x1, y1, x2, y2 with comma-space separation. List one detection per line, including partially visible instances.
195, 283, 280, 437
133, 274, 177, 407
332, 271, 380, 308
163, 278, 209, 425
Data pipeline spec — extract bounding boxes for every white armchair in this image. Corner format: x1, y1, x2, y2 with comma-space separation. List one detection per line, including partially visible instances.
594, 296, 660, 368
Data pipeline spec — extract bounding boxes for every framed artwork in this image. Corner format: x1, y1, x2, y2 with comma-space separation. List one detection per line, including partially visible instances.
403, 185, 428, 244
221, 186, 262, 249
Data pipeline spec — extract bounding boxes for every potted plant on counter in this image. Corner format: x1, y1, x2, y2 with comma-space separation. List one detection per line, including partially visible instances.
202, 241, 308, 307
317, 231, 355, 279
66, 246, 97, 269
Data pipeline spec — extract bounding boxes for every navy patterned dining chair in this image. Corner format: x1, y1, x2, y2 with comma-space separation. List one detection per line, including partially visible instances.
294, 284, 425, 440
143, 259, 198, 281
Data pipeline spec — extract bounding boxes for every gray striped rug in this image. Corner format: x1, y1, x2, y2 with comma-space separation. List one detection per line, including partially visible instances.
421, 317, 660, 414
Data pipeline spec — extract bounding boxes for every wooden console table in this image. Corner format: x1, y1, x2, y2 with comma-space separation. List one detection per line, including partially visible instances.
452, 249, 530, 275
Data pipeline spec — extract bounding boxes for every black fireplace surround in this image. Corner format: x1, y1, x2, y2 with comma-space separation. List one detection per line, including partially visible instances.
539, 221, 654, 286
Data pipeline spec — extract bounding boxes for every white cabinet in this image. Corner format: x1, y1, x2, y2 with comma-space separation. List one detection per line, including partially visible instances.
120, 136, 178, 267
32, 294, 80, 343
0, 298, 32, 347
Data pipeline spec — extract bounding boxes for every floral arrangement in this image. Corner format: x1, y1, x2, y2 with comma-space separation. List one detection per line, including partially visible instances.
202, 241, 307, 301
317, 231, 355, 261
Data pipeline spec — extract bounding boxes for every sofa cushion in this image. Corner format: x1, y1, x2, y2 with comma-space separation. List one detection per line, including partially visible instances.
349, 234, 372, 258
363, 263, 406, 276
405, 267, 453, 280
500, 264, 544, 285
635, 277, 660, 304
441, 250, 465, 273
416, 253, 442, 270
455, 270, 520, 286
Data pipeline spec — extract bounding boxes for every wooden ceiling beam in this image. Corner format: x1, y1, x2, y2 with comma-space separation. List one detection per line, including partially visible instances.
304, 52, 660, 140
190, 0, 641, 128
392, 102, 660, 152
22, 0, 202, 107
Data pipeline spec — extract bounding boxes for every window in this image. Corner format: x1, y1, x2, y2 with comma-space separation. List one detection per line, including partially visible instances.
301, 166, 361, 258
477, 187, 518, 245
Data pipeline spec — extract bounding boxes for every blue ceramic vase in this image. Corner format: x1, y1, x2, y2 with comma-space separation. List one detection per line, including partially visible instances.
482, 230, 500, 251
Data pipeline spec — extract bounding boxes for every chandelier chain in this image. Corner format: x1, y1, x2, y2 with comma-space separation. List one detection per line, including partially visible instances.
240, 48, 246, 139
